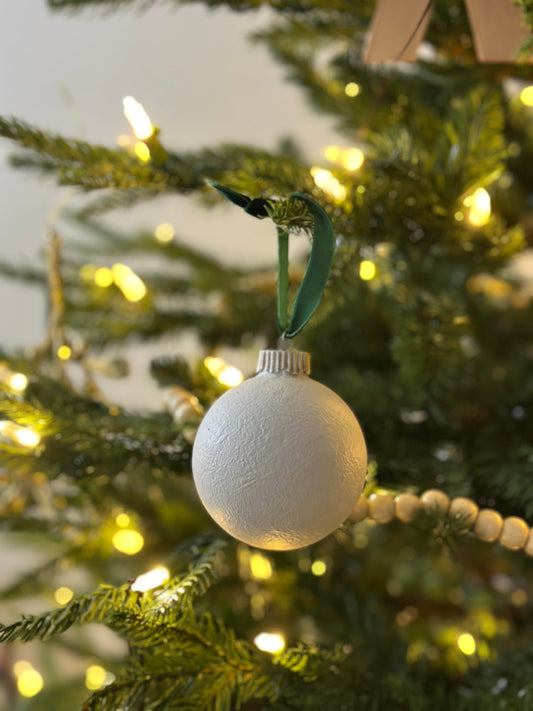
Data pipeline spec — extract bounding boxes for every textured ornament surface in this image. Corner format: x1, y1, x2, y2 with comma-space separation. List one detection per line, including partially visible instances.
192, 371, 367, 550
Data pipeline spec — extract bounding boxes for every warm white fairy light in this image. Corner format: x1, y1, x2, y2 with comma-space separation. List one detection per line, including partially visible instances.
16, 667, 44, 697
134, 142, 151, 162
359, 260, 377, 281
111, 263, 147, 302
310, 167, 347, 202
204, 356, 243, 387
456, 632, 476, 656
122, 96, 154, 140
112, 529, 144, 555
249, 552, 273, 580
341, 148, 364, 171
345, 82, 361, 97
520, 85, 533, 107
464, 188, 491, 227
54, 586, 74, 606
253, 632, 286, 654
131, 566, 170, 592
0, 364, 28, 392
154, 222, 175, 243
0, 421, 41, 449
85, 665, 114, 690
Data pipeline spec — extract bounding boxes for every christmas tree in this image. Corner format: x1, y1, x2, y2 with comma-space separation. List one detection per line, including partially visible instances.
2, 0, 533, 708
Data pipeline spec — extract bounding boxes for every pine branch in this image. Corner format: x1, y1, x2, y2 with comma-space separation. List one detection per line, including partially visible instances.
0, 538, 225, 644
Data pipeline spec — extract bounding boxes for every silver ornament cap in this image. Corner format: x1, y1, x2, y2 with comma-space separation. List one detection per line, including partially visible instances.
192, 349, 367, 550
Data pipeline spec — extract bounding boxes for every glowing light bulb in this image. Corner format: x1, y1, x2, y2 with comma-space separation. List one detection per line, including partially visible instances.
111, 264, 147, 302
345, 82, 361, 97
13, 661, 33, 677
359, 260, 377, 281
112, 529, 144, 555
154, 222, 175, 243
249, 552, 273, 580
94, 267, 113, 288
465, 188, 491, 227
17, 668, 44, 697
341, 148, 364, 172
204, 356, 243, 387
85, 665, 108, 691
57, 345, 72, 360
311, 560, 327, 576
54, 586, 74, 606
0, 421, 41, 449
520, 85, 533, 107
217, 366, 244, 387
120, 273, 147, 302
131, 566, 170, 592
310, 167, 347, 203
253, 632, 286, 654
134, 141, 151, 162
7, 372, 28, 392
115, 512, 131, 528
324, 145, 341, 162
457, 632, 476, 656
123, 96, 154, 140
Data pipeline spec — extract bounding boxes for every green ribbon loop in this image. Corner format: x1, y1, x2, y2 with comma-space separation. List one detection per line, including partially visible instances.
209, 182, 335, 339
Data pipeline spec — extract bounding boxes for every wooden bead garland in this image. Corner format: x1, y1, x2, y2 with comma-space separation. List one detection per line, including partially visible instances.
349, 489, 533, 556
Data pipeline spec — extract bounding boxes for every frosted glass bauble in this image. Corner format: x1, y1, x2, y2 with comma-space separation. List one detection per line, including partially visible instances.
192, 349, 367, 550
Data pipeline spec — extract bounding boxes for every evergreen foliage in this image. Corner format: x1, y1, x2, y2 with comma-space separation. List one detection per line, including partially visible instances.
2, 0, 533, 709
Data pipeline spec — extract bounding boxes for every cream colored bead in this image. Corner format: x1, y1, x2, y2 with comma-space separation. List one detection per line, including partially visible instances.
163, 386, 204, 424
368, 494, 395, 524
394, 494, 422, 523
449, 497, 478, 530
183, 426, 198, 445
524, 530, 533, 556
499, 516, 530, 551
473, 509, 503, 542
348, 495, 368, 523
420, 489, 450, 515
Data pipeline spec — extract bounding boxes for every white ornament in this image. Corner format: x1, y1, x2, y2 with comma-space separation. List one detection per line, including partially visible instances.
192, 349, 367, 550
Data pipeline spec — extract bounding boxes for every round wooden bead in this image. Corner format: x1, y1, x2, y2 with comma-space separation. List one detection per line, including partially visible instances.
368, 494, 395, 524
524, 530, 533, 556
500, 516, 530, 551
449, 497, 479, 530
420, 489, 450, 515
473, 509, 503, 542
348, 495, 368, 523
394, 493, 422, 523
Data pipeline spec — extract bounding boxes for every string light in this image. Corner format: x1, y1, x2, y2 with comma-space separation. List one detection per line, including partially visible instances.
310, 167, 347, 202
57, 345, 72, 361
111, 264, 147, 302
204, 356, 243, 387
154, 222, 175, 243
324, 145, 341, 162
311, 560, 327, 576
464, 188, 491, 227
85, 665, 112, 691
122, 96, 154, 140
0, 421, 41, 449
520, 85, 533, 107
131, 566, 170, 592
134, 141, 151, 162
115, 512, 131, 528
249, 552, 273, 580
253, 632, 286, 654
457, 632, 476, 656
359, 260, 377, 281
112, 529, 144, 555
341, 148, 365, 171
94, 267, 113, 288
0, 364, 28, 392
54, 586, 74, 605
345, 82, 361, 97
17, 668, 44, 697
